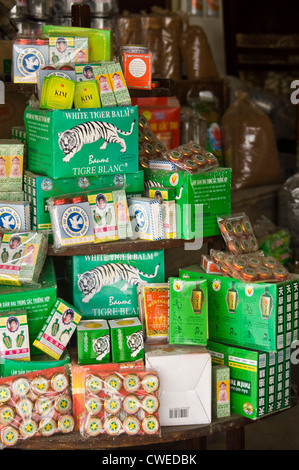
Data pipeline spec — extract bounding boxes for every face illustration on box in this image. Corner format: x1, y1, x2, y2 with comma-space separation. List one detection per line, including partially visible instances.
0, 158, 7, 178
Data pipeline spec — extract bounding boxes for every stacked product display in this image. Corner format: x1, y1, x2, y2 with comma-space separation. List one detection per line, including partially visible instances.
0, 19, 294, 450
181, 212, 295, 420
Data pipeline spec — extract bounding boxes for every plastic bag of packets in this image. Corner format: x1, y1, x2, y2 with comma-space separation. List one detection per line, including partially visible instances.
0, 231, 48, 286
71, 363, 161, 438
0, 366, 74, 449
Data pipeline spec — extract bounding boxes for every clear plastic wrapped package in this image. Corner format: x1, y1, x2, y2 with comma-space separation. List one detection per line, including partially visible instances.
217, 213, 259, 254
0, 366, 74, 449
72, 363, 161, 438
210, 249, 290, 283
0, 231, 48, 286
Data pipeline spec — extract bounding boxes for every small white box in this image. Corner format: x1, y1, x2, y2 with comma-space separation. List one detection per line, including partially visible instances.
145, 344, 211, 426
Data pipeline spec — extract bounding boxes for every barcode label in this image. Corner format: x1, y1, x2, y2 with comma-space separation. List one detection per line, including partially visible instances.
169, 407, 189, 419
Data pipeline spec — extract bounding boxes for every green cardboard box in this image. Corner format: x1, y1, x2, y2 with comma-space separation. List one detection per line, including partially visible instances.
109, 317, 144, 363
24, 170, 144, 238
24, 106, 139, 179
144, 167, 231, 239
66, 250, 165, 320
0, 349, 70, 377
168, 277, 208, 346
77, 319, 110, 364
0, 257, 57, 355
208, 340, 291, 420
180, 266, 299, 353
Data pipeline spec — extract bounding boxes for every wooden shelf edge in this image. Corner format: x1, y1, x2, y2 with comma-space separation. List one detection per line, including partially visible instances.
47, 236, 220, 256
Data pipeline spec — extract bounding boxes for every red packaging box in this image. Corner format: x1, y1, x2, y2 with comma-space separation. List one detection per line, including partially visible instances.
132, 96, 180, 149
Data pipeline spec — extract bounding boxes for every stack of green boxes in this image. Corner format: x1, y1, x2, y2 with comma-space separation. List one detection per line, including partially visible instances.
180, 265, 297, 419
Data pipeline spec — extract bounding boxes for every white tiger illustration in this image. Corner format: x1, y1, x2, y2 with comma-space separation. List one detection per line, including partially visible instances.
127, 331, 144, 358
77, 262, 160, 303
92, 334, 110, 361
58, 119, 136, 163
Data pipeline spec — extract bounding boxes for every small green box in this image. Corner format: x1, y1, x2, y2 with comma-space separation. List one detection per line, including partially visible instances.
77, 319, 110, 364
24, 106, 139, 179
208, 340, 291, 420
168, 277, 208, 346
67, 250, 165, 320
180, 266, 299, 353
144, 167, 231, 239
109, 317, 144, 363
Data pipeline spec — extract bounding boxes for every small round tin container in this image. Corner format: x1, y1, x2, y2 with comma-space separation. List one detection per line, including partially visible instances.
53, 198, 72, 206
143, 142, 155, 156
154, 141, 166, 155
86, 375, 102, 394
123, 416, 141, 435
58, 414, 74, 434
241, 267, 258, 282
257, 266, 272, 281
189, 142, 202, 154
228, 238, 242, 254
241, 218, 252, 235
183, 158, 198, 172
247, 256, 262, 268
233, 220, 244, 237
139, 115, 149, 129
232, 256, 248, 271
221, 219, 234, 235
179, 145, 193, 157
240, 237, 251, 253
168, 149, 183, 163
191, 153, 207, 168
273, 266, 289, 281
263, 256, 279, 269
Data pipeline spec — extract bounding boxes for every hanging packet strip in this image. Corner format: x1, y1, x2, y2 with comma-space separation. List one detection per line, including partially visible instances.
0, 231, 48, 286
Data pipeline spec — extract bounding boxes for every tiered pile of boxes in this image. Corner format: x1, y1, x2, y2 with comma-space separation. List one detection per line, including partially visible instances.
0, 19, 293, 449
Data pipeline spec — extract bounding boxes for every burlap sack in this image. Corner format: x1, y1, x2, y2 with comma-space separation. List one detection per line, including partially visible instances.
180, 24, 219, 80
221, 93, 283, 190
